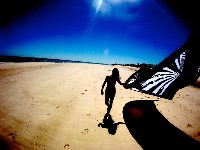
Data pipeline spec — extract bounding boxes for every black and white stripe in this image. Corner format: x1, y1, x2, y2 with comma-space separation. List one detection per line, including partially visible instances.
140, 50, 186, 96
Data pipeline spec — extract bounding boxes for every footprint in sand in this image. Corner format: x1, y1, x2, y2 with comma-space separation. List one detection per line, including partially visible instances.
81, 129, 89, 135
64, 144, 70, 149
8, 133, 17, 140
86, 114, 91, 117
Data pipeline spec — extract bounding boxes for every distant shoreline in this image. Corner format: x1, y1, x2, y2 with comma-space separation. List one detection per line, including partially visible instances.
0, 55, 106, 65
0, 55, 156, 68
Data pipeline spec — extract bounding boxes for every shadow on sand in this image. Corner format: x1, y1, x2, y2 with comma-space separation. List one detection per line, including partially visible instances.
98, 113, 125, 135
0, 136, 11, 150
123, 100, 200, 150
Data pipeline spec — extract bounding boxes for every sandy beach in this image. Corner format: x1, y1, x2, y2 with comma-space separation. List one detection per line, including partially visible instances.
0, 62, 200, 149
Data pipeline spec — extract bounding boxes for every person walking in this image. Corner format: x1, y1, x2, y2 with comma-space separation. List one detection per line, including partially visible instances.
101, 68, 124, 114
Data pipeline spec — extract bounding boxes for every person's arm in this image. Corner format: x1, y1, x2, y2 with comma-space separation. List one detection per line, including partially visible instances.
117, 79, 124, 86
101, 76, 107, 95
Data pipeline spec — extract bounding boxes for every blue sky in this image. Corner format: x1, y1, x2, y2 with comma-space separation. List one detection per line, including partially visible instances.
0, 0, 191, 64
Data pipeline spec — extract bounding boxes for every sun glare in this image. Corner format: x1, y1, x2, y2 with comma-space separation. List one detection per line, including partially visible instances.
104, 48, 109, 56
95, 0, 103, 14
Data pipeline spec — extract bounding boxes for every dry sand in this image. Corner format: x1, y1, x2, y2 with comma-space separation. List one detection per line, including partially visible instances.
0, 62, 199, 149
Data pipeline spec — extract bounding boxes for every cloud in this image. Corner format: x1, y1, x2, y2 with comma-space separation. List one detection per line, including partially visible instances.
91, 0, 141, 21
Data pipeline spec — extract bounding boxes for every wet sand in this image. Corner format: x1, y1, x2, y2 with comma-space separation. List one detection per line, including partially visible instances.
0, 62, 199, 149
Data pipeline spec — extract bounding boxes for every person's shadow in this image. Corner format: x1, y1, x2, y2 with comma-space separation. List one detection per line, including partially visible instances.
98, 113, 125, 135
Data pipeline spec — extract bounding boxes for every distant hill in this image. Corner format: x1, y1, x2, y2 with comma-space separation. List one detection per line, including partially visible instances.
0, 56, 64, 63
0, 56, 102, 65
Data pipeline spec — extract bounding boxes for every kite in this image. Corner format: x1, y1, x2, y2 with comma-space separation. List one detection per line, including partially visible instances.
124, 34, 200, 99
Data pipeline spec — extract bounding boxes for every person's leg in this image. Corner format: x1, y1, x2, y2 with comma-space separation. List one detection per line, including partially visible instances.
105, 92, 109, 106
107, 97, 114, 114
123, 100, 200, 150
107, 90, 115, 114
